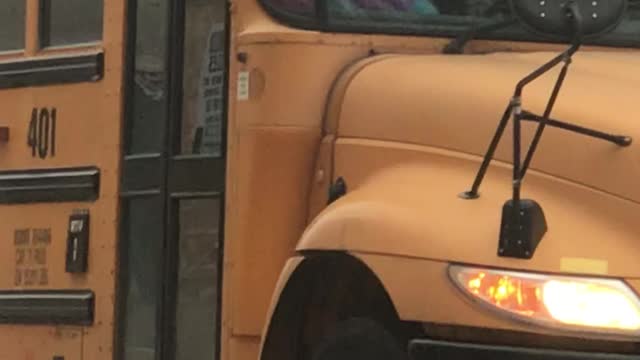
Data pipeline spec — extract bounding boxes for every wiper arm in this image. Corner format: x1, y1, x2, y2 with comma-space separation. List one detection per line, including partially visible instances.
443, 18, 518, 54
443, 0, 513, 54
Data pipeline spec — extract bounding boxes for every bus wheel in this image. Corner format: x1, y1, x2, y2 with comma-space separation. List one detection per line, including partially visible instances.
311, 318, 409, 360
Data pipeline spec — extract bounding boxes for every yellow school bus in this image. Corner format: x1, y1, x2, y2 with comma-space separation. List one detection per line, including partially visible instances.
1, 0, 639, 359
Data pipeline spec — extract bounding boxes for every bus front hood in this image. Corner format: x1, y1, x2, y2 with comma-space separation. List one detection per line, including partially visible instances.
330, 51, 640, 204
299, 51, 640, 279
298, 153, 640, 279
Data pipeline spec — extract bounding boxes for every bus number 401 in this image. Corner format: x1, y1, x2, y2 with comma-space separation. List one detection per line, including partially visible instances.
27, 107, 57, 159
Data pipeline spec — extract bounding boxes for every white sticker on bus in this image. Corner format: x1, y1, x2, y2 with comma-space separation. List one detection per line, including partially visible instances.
237, 71, 250, 100
193, 23, 226, 155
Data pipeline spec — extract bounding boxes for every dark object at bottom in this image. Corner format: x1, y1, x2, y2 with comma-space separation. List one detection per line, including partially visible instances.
498, 199, 547, 259
409, 339, 640, 360
312, 318, 408, 360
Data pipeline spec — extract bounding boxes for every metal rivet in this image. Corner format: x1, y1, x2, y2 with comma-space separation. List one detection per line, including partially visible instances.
540, 0, 545, 5
525, 251, 531, 256
540, 12, 546, 17
592, 1, 598, 6
592, 13, 598, 19
315, 169, 325, 183
499, 248, 504, 254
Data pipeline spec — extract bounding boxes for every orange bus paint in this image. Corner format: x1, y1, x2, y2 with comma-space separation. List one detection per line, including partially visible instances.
0, 1, 638, 359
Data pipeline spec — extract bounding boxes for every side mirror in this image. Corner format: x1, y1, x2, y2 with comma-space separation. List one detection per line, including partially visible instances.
510, 0, 626, 39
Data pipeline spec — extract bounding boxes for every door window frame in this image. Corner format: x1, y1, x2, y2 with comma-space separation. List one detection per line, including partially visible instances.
117, 0, 230, 359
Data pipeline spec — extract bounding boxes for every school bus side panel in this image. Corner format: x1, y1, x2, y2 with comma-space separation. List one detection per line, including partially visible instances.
0, 1, 126, 360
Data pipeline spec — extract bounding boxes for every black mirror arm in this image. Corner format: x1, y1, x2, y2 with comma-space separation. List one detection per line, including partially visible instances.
460, 0, 584, 200
520, 111, 632, 147
517, 1, 583, 177
460, 101, 515, 199
507, 1, 583, 250
460, 47, 576, 200
514, 1, 583, 97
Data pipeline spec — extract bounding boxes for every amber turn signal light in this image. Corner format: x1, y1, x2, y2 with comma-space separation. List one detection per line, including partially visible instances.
449, 265, 640, 336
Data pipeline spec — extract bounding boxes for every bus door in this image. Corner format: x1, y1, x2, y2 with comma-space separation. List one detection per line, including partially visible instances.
0, 1, 121, 360
117, 0, 228, 360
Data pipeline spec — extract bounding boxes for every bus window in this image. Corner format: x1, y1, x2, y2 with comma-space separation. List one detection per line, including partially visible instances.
40, 0, 104, 47
121, 198, 163, 360
0, 0, 25, 52
181, 0, 227, 155
120, 1, 170, 359
267, 0, 438, 17
176, 198, 221, 360
128, 0, 169, 154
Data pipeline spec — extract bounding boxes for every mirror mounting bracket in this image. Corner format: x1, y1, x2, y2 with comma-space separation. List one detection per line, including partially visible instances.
460, 0, 631, 260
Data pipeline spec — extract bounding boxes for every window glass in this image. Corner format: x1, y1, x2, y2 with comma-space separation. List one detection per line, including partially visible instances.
266, 0, 499, 19
121, 197, 163, 360
176, 198, 222, 360
180, 0, 227, 156
40, 0, 104, 47
261, 0, 640, 48
128, 0, 169, 154
0, 0, 26, 51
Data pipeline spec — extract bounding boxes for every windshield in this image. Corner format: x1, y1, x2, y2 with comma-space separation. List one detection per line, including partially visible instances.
261, 0, 640, 48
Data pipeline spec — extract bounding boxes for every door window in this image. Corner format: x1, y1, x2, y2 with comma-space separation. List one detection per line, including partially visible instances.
121, 198, 164, 360
127, 0, 170, 154
119, 0, 228, 359
176, 198, 222, 360
181, 0, 227, 155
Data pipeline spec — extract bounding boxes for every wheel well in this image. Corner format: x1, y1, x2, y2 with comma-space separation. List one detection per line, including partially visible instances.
260, 251, 421, 360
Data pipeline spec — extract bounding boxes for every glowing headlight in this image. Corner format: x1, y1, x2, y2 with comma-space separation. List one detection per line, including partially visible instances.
448, 265, 640, 336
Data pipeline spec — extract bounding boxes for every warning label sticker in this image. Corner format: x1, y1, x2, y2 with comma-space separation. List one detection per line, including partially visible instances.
14, 228, 51, 286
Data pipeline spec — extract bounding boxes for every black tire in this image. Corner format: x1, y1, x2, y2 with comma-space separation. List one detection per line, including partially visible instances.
311, 318, 410, 360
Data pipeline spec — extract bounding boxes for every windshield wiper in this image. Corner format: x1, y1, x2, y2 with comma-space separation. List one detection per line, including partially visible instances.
443, 17, 518, 54
443, 1, 514, 54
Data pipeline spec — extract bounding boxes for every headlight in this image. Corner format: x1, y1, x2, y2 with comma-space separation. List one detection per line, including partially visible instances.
448, 265, 640, 337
